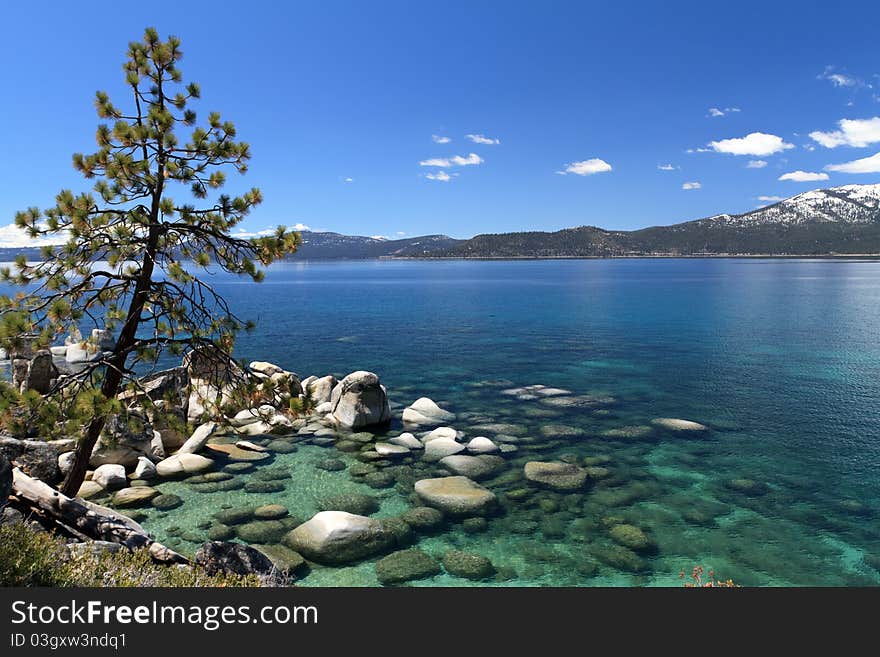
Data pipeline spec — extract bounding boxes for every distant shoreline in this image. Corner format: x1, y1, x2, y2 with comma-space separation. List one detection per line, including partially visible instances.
383, 253, 880, 261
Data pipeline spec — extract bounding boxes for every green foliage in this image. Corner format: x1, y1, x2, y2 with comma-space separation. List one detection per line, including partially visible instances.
0, 383, 63, 439
0, 522, 262, 587
0, 28, 300, 481
0, 522, 72, 586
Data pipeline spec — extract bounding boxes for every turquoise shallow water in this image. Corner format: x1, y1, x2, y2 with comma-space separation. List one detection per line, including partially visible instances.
39, 259, 880, 584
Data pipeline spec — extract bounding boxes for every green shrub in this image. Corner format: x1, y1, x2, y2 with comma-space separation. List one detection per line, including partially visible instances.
0, 522, 263, 587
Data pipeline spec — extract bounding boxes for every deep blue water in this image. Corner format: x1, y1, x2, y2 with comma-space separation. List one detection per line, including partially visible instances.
201, 258, 880, 585
13, 258, 880, 585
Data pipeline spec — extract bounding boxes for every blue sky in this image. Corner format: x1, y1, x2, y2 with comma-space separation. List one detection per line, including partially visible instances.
2, 0, 880, 244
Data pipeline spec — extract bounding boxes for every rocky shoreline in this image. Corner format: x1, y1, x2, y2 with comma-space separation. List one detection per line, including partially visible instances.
0, 334, 728, 586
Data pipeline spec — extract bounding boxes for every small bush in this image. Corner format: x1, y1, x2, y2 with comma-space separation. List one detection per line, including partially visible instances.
0, 521, 263, 587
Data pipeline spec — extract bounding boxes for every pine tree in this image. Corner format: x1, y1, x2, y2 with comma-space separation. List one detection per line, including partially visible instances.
0, 28, 299, 495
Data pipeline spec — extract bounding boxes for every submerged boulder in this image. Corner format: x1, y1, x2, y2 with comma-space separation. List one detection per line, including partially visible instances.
442, 550, 496, 580
414, 476, 497, 516
524, 461, 588, 491
328, 371, 391, 429
651, 418, 709, 433
375, 549, 441, 585
284, 511, 397, 564
423, 437, 465, 462
439, 454, 503, 480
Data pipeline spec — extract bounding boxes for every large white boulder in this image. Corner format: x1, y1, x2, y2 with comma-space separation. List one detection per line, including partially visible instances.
306, 375, 338, 405
249, 361, 284, 377
283, 511, 397, 564
328, 371, 391, 429
466, 437, 500, 454
132, 456, 157, 480
389, 432, 423, 449
177, 422, 217, 454
402, 397, 455, 425
156, 453, 214, 477
92, 464, 127, 490
422, 427, 459, 443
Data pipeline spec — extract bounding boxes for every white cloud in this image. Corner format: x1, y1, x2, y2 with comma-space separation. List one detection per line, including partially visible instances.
425, 171, 454, 181
778, 171, 830, 182
825, 151, 880, 174
557, 158, 612, 176
234, 223, 310, 237
757, 195, 785, 202
682, 181, 701, 190
343, 177, 353, 183
396, 231, 407, 236
746, 160, 768, 168
432, 135, 451, 144
709, 132, 795, 156
707, 107, 741, 117
819, 67, 859, 88
0, 224, 69, 249
657, 163, 678, 170
466, 134, 500, 145
686, 147, 712, 153
809, 117, 880, 148
419, 153, 483, 168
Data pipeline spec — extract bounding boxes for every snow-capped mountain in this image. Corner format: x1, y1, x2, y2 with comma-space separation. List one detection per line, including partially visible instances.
706, 184, 880, 227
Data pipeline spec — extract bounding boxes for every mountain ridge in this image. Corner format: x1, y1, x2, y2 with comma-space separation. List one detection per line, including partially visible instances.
429, 183, 880, 258
1, 183, 879, 260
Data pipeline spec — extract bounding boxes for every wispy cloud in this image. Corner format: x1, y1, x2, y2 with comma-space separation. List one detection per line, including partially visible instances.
424, 171, 455, 181
809, 117, 880, 148
709, 132, 794, 156
466, 134, 500, 145
657, 163, 678, 171
419, 153, 483, 168
707, 107, 741, 118
432, 135, 451, 144
825, 151, 880, 174
343, 177, 353, 183
556, 158, 612, 176
818, 66, 861, 88
757, 195, 785, 202
681, 181, 701, 190
746, 160, 768, 168
778, 171, 829, 182
396, 231, 407, 236
686, 147, 713, 154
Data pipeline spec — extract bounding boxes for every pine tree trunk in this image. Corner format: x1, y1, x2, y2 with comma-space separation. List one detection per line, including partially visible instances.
60, 217, 162, 496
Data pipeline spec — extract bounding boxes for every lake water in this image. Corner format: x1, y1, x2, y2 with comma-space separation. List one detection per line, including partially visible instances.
31, 258, 880, 585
